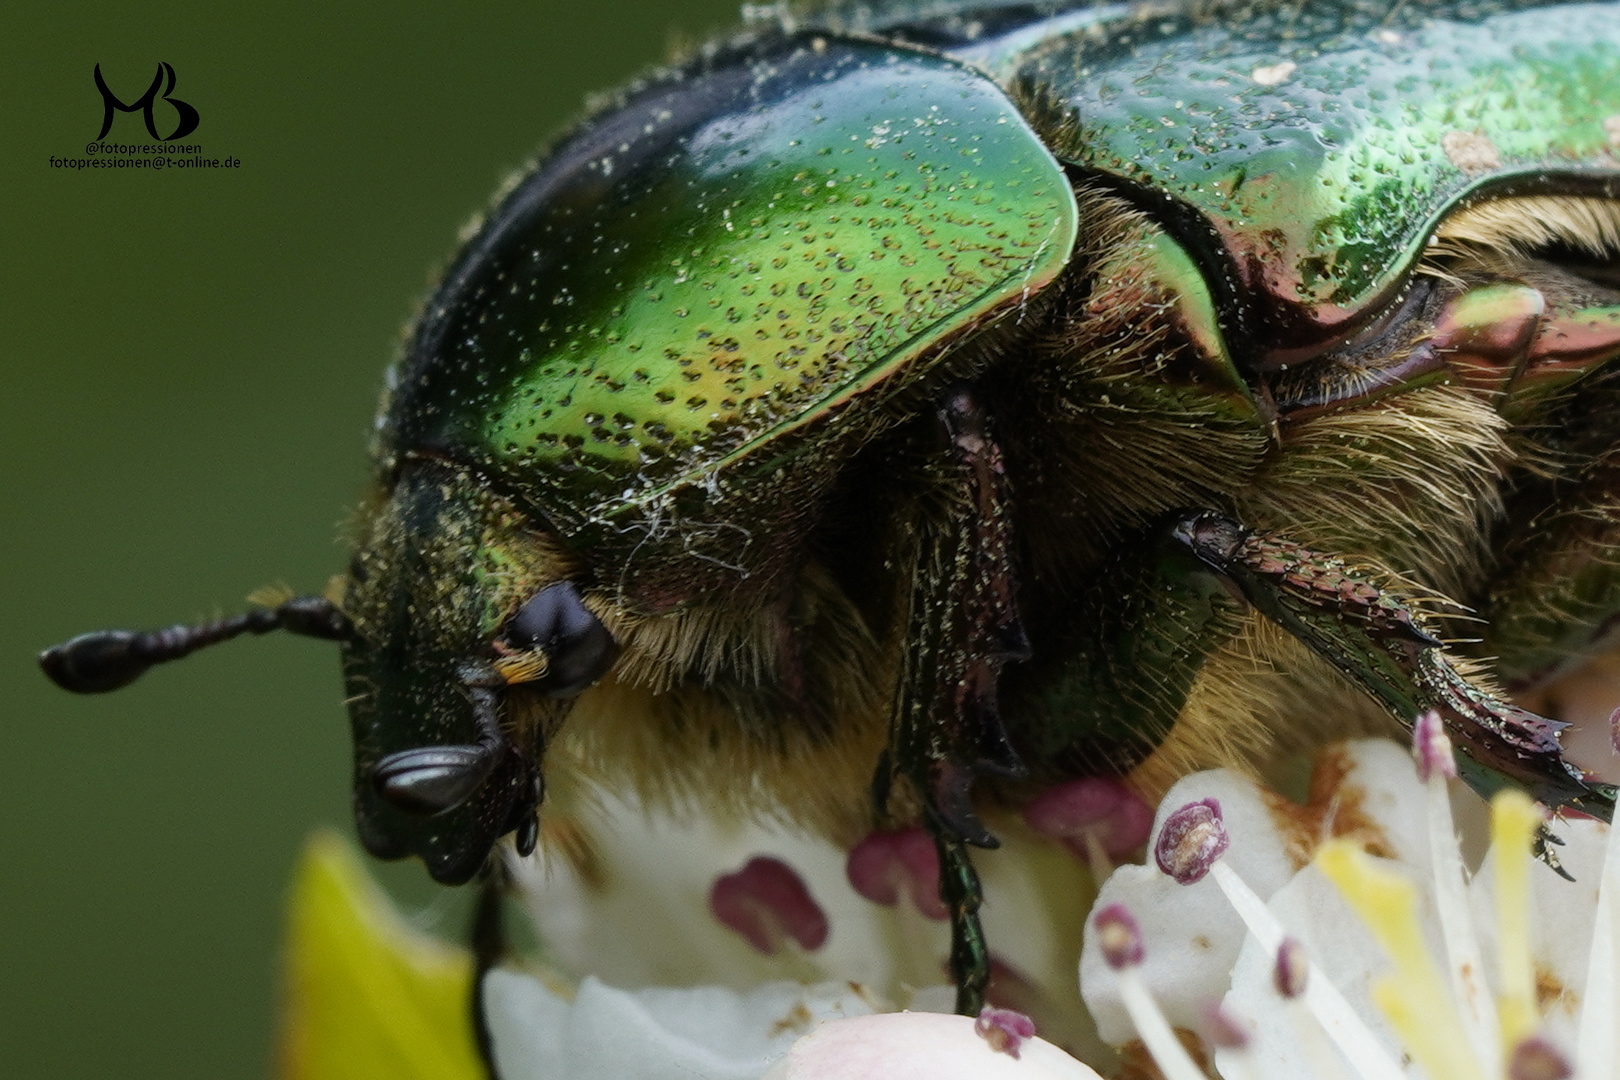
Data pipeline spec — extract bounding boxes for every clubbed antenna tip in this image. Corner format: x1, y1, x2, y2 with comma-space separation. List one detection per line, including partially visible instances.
39, 595, 349, 694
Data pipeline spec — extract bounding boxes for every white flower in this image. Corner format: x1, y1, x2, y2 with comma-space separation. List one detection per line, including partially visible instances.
1080, 731, 1620, 1080
761, 1011, 1104, 1079
286, 724, 1618, 1079
486, 778, 1126, 1073
483, 974, 878, 1080
471, 742, 1218, 1077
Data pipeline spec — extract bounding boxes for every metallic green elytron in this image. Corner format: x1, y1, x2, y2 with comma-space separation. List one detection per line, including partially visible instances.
41, 0, 1620, 1016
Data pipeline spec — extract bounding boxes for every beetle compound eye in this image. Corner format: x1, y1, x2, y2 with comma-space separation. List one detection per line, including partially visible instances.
503, 581, 617, 698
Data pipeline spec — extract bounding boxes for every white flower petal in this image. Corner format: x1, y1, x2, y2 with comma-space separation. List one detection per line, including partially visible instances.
1318, 740, 1432, 875
512, 784, 1107, 1053
484, 971, 877, 1080
761, 1012, 1107, 1080
509, 788, 938, 995
1221, 864, 1420, 1078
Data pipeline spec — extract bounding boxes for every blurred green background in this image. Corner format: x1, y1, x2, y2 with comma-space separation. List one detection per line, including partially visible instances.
2, 1, 740, 1076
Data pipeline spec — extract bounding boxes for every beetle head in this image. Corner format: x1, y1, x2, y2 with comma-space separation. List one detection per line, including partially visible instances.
340, 459, 617, 884
38, 456, 619, 887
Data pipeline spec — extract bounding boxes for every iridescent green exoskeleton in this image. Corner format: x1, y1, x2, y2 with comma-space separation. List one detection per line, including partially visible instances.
40, 0, 1620, 1018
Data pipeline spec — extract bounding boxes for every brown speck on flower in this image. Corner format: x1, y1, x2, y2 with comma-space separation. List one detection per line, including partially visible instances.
770, 1001, 815, 1037
1442, 131, 1502, 175
1260, 744, 1397, 869
1535, 965, 1577, 1016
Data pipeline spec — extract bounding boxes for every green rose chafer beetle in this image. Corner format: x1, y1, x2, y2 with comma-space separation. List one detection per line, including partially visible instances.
41, 0, 1620, 1016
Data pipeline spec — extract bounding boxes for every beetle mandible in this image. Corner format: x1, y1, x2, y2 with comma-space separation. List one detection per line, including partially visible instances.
41, 0, 1620, 1015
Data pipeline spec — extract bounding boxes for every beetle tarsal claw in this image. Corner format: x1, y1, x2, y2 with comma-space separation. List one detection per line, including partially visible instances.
928, 763, 1001, 849
373, 744, 499, 815
1533, 824, 1575, 881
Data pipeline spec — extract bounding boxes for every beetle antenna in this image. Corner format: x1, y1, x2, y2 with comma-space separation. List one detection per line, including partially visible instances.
39, 595, 351, 694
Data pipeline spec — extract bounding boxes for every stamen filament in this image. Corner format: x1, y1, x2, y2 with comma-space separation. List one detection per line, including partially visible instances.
1081, 830, 1113, 886
1490, 792, 1540, 1054
1114, 968, 1209, 1080
1426, 766, 1501, 1075
1208, 861, 1406, 1080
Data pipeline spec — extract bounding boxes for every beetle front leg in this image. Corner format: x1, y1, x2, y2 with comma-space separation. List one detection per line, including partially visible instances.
932, 829, 990, 1016
878, 386, 1028, 1015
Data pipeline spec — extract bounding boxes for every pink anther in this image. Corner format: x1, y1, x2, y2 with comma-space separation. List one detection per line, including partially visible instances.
974, 1006, 1037, 1058
1092, 902, 1145, 970
1022, 776, 1154, 859
1413, 709, 1457, 782
709, 856, 829, 954
845, 827, 948, 920
1155, 798, 1229, 885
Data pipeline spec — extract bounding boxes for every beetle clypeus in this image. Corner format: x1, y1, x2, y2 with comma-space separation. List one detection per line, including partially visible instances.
40, 0, 1620, 1018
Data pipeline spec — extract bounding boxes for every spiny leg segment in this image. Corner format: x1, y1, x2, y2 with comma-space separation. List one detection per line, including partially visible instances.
880, 386, 1027, 1015
1172, 511, 1615, 825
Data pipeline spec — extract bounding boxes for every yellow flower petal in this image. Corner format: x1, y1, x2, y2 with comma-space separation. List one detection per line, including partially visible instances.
277, 830, 483, 1080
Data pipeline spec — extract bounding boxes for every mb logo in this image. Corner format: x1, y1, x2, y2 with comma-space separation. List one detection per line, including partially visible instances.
94, 62, 200, 142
